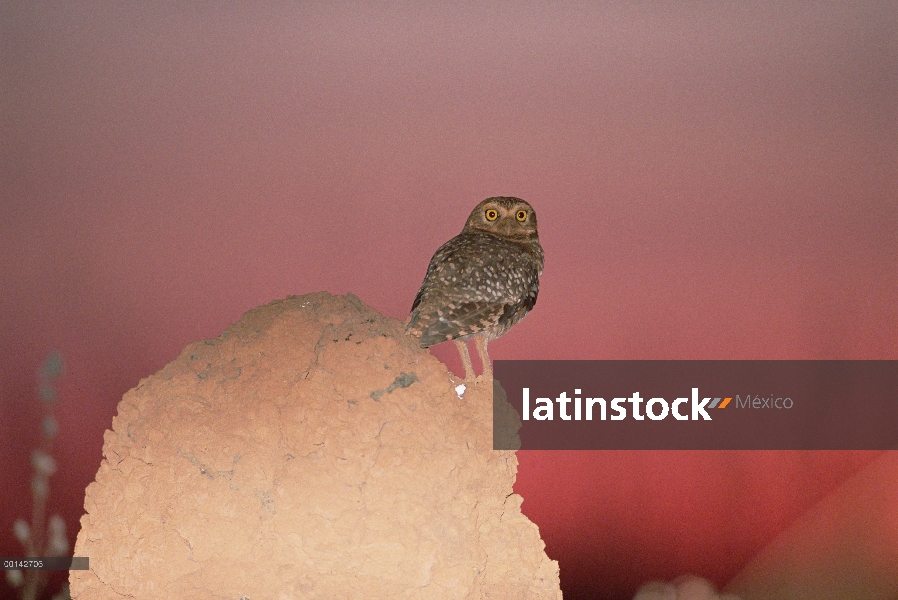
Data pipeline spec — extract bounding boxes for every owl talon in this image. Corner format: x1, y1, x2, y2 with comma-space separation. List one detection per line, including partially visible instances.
474, 373, 492, 385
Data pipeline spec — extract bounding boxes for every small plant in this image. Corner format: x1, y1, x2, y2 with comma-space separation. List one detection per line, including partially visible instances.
5, 352, 71, 600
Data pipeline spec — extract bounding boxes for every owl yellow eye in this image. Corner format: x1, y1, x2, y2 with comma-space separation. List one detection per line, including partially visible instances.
516, 210, 528, 222
485, 209, 499, 221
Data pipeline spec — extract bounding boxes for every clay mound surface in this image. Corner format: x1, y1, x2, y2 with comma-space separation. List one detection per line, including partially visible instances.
71, 292, 561, 599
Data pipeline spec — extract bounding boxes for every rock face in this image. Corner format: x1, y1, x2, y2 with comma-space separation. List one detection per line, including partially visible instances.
71, 293, 561, 599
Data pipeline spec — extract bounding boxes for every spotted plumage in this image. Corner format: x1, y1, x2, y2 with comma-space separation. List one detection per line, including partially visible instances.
406, 197, 544, 383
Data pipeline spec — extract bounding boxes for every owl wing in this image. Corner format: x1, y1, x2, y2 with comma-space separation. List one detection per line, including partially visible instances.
408, 233, 541, 347
413, 301, 511, 347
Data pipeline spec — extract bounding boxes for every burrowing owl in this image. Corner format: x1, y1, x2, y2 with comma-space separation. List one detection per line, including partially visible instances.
406, 197, 544, 383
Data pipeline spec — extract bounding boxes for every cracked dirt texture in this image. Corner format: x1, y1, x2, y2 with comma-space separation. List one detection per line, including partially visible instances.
70, 292, 561, 599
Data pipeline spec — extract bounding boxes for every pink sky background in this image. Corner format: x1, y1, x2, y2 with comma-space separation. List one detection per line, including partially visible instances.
2, 2, 896, 598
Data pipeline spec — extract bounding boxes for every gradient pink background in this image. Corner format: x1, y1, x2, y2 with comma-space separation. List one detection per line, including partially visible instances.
2, 3, 896, 598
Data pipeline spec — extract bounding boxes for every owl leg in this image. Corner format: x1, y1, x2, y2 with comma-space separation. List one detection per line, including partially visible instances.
474, 335, 491, 382
454, 339, 476, 383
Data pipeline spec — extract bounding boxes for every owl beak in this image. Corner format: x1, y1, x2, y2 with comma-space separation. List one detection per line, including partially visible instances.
500, 221, 516, 236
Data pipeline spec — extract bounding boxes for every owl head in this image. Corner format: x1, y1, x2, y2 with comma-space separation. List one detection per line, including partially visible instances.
462, 197, 539, 241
